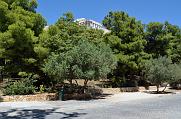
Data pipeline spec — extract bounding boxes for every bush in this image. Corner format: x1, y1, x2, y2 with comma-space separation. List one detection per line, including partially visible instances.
170, 80, 181, 89
3, 77, 36, 95
109, 77, 138, 88
63, 84, 84, 94
43, 40, 116, 88
85, 86, 103, 97
143, 56, 181, 92
39, 85, 45, 93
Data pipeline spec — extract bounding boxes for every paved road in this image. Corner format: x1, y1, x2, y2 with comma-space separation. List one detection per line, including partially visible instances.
0, 93, 181, 119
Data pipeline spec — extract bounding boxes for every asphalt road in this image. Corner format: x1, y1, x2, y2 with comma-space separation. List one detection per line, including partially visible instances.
0, 93, 181, 119
81, 94, 181, 119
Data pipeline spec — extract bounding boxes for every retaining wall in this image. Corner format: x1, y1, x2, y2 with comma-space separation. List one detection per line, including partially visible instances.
0, 93, 57, 102
102, 87, 139, 94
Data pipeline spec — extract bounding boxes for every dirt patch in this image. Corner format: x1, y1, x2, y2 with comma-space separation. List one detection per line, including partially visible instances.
102, 88, 120, 94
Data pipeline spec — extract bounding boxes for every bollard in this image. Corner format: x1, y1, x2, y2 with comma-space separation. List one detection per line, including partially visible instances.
59, 86, 65, 101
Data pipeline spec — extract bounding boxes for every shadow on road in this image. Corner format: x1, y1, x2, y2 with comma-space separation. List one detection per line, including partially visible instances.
93, 93, 113, 100
143, 91, 176, 94
0, 108, 87, 119
0, 96, 3, 102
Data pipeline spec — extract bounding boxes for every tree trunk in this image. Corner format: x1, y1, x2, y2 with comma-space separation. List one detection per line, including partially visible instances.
69, 79, 73, 93
83, 79, 89, 93
156, 84, 159, 93
69, 79, 73, 86
84, 79, 88, 87
74, 79, 79, 86
0, 71, 3, 83
162, 84, 168, 92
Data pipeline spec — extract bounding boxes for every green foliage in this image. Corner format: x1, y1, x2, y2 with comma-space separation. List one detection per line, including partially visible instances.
3, 76, 37, 95
103, 11, 150, 80
111, 77, 138, 88
18, 71, 29, 77
58, 12, 74, 22
0, 0, 46, 77
70, 40, 116, 80
39, 85, 45, 93
144, 57, 172, 84
1, 3, 181, 93
38, 12, 104, 56
43, 40, 116, 85
145, 22, 181, 63
169, 64, 181, 82
2, 0, 38, 12
143, 56, 181, 92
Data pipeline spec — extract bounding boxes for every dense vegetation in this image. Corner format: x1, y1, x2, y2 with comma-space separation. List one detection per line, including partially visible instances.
43, 40, 116, 89
143, 56, 181, 92
1, 0, 181, 95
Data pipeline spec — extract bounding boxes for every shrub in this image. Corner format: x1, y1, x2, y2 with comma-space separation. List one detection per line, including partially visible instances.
43, 40, 116, 90
85, 86, 103, 97
143, 56, 181, 92
109, 77, 138, 88
3, 77, 36, 95
39, 85, 45, 93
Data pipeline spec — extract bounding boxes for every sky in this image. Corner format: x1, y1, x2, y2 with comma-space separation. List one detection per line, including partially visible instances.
37, 0, 181, 27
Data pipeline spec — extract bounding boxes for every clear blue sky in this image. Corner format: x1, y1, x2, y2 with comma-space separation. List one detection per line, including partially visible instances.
37, 0, 181, 26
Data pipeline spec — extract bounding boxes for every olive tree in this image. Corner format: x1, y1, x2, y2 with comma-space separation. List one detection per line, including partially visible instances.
143, 56, 181, 93
43, 40, 116, 90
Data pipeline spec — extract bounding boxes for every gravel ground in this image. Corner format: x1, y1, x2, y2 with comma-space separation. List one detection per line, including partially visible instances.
0, 92, 181, 119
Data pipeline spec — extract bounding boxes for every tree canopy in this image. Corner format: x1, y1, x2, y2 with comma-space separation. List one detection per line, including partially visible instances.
43, 40, 116, 87
0, 0, 46, 76
145, 21, 181, 63
1, 0, 181, 93
143, 56, 181, 92
103, 11, 150, 81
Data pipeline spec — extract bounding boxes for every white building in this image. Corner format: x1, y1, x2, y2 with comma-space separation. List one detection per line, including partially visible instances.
74, 18, 110, 33
43, 26, 49, 30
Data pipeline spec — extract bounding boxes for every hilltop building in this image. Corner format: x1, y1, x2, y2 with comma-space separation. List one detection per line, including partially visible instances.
44, 18, 111, 34
74, 18, 110, 33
